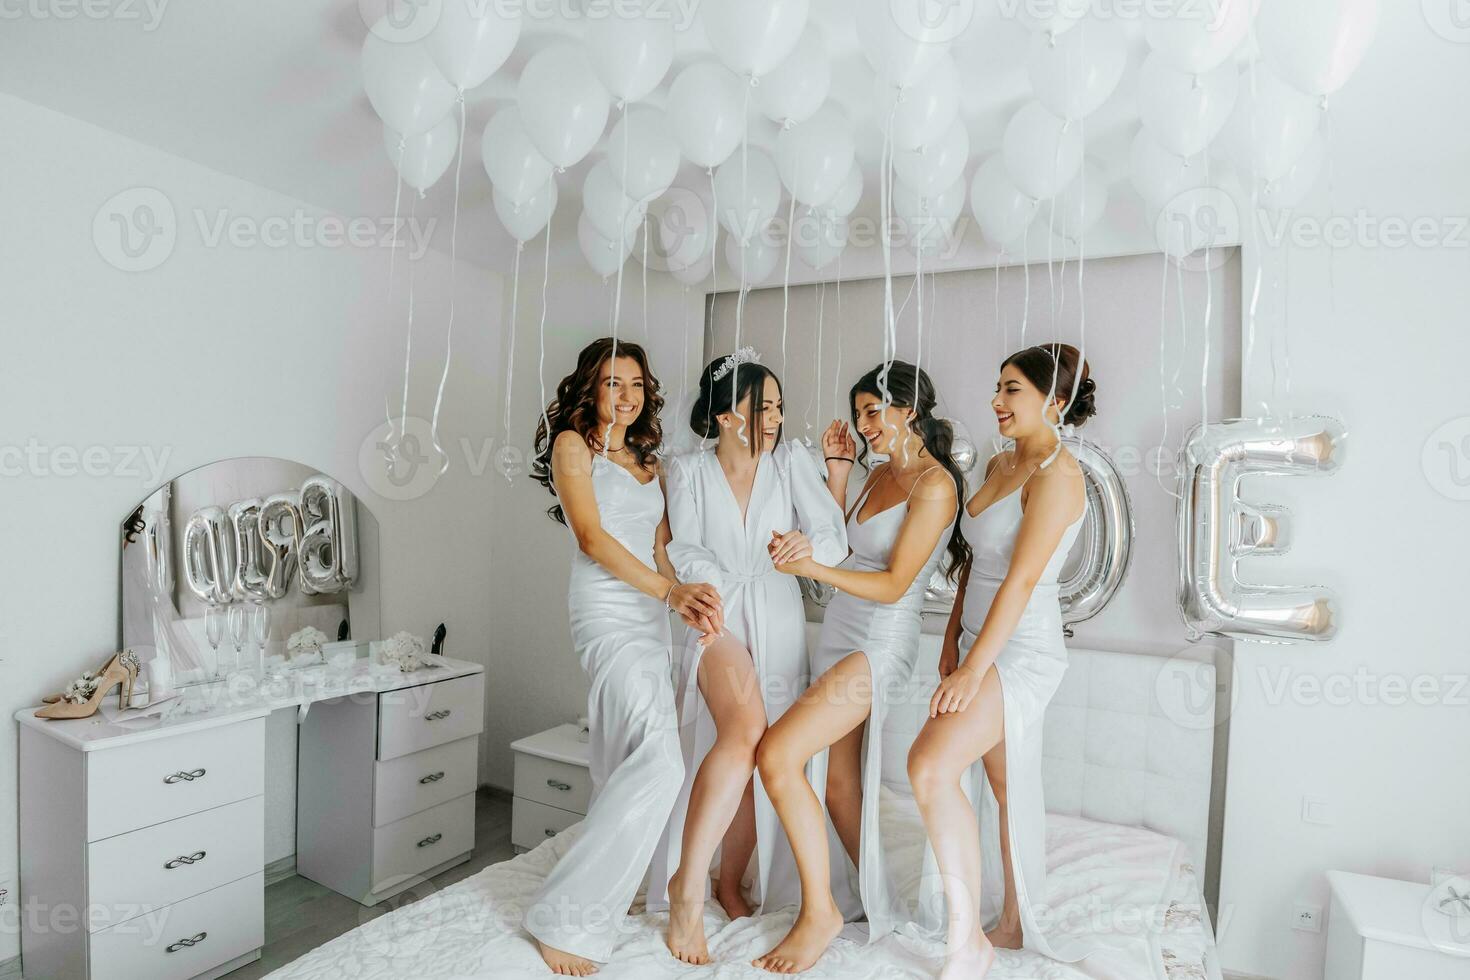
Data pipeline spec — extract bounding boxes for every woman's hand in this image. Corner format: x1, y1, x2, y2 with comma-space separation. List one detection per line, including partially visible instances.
821, 420, 856, 473
772, 551, 817, 577
938, 635, 960, 679
767, 529, 814, 567
669, 582, 723, 637
929, 665, 982, 718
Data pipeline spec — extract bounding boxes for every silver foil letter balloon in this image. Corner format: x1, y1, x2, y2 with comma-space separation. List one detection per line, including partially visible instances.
257, 493, 303, 600
182, 506, 235, 605
1059, 436, 1135, 629
1176, 416, 1346, 642
228, 498, 269, 601
298, 475, 359, 594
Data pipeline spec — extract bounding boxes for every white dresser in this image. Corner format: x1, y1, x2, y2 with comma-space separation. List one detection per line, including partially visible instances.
17, 656, 484, 979
509, 724, 592, 853
1325, 870, 1470, 980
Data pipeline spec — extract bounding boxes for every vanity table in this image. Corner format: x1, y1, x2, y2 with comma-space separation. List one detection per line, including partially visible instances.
17, 655, 485, 980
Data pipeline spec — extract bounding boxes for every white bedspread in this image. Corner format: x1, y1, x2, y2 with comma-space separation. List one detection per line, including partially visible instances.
266, 794, 1217, 980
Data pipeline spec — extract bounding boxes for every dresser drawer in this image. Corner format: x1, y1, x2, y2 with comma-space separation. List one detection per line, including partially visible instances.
370, 793, 474, 893
87, 796, 263, 932
377, 674, 484, 762
513, 752, 593, 814
89, 871, 263, 980
512, 797, 583, 852
374, 736, 478, 826
86, 719, 265, 842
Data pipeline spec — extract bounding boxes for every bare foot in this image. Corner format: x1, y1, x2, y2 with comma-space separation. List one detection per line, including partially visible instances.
665, 868, 710, 965
535, 939, 599, 976
940, 933, 996, 980
985, 920, 1023, 950
751, 899, 843, 974
714, 877, 754, 920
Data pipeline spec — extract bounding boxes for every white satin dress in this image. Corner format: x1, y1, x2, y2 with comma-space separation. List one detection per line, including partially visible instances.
914, 466, 1090, 960
647, 442, 847, 915
810, 466, 953, 943
522, 454, 685, 963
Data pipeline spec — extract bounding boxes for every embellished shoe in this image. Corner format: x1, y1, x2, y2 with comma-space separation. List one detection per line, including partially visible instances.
35, 651, 141, 719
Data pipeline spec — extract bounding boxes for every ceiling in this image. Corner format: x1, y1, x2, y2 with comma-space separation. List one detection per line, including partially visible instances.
0, 0, 1157, 273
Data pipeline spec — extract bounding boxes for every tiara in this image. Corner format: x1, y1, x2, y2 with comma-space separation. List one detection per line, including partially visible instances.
712, 346, 761, 382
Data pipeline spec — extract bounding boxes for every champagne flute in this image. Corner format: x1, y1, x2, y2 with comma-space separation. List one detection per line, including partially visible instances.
227, 603, 247, 678
250, 602, 271, 679
205, 605, 226, 680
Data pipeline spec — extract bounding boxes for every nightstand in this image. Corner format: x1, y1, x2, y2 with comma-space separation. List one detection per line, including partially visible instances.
1325, 870, 1470, 979
509, 723, 592, 852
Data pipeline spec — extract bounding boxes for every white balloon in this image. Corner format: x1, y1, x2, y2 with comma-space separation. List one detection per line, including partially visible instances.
672, 251, 713, 286
1220, 63, 1323, 181
1259, 133, 1326, 210
970, 154, 1038, 249
1138, 54, 1238, 156
713, 147, 782, 243
894, 117, 970, 197
724, 227, 781, 281
1256, 0, 1379, 95
517, 43, 610, 169
384, 117, 458, 193
701, 0, 808, 78
1152, 186, 1241, 259
585, 5, 675, 103
894, 176, 966, 252
1144, 0, 1257, 75
1050, 161, 1107, 244
1011, 0, 1089, 39
1028, 20, 1127, 120
853, 0, 956, 88
1129, 129, 1207, 207
826, 163, 864, 216
775, 104, 857, 207
427, 0, 521, 90
651, 185, 713, 272
578, 211, 634, 278
582, 160, 642, 243
757, 26, 831, 125
481, 108, 553, 206
666, 61, 746, 169
361, 25, 457, 136
493, 177, 558, 242
605, 106, 680, 200
1002, 102, 1082, 200
875, 53, 961, 151
792, 209, 848, 270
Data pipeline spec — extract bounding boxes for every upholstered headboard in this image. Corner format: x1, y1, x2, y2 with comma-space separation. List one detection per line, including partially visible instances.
804, 624, 1218, 873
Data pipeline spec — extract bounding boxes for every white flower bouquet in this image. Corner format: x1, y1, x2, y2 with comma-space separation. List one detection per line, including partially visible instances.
287, 625, 329, 664
379, 631, 432, 672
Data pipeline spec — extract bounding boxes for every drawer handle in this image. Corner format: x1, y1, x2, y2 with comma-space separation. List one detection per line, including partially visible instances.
165, 931, 207, 953
164, 851, 207, 870
424, 709, 453, 721
419, 771, 447, 784
546, 779, 572, 792
163, 768, 207, 784
544, 828, 558, 838
417, 832, 443, 848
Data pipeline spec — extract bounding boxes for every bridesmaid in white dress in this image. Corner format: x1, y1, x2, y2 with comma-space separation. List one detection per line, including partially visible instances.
652, 349, 849, 965
524, 338, 726, 978
752, 362, 970, 974
907, 343, 1097, 979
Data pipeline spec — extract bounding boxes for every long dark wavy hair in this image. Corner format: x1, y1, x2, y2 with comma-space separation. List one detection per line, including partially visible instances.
689, 355, 783, 456
849, 360, 972, 580
532, 337, 664, 524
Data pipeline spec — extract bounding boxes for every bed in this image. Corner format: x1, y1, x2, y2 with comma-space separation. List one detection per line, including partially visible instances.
266, 643, 1224, 980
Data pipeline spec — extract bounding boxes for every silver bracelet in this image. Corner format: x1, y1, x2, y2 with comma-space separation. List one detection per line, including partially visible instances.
663, 582, 676, 608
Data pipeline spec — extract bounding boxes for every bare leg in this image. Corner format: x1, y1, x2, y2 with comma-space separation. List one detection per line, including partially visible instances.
751, 652, 874, 974
981, 744, 1023, 950
534, 941, 599, 977
823, 724, 866, 872
667, 637, 767, 965
715, 778, 757, 920
907, 667, 1006, 980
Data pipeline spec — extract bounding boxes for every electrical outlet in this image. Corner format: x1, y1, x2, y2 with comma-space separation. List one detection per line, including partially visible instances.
1301, 795, 1333, 826
1292, 902, 1322, 933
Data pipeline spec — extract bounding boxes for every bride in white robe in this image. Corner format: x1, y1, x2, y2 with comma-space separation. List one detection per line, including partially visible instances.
651, 353, 848, 966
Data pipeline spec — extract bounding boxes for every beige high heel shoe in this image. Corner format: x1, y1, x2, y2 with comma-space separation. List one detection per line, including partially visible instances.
35, 651, 141, 719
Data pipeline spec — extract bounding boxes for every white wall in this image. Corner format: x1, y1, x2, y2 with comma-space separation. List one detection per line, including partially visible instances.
1213, 5, 1470, 978
0, 93, 504, 960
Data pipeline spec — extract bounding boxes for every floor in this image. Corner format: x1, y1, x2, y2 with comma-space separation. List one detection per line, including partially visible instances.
230, 788, 516, 979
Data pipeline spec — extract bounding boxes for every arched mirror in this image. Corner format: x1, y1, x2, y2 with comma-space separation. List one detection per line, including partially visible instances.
120, 457, 380, 689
